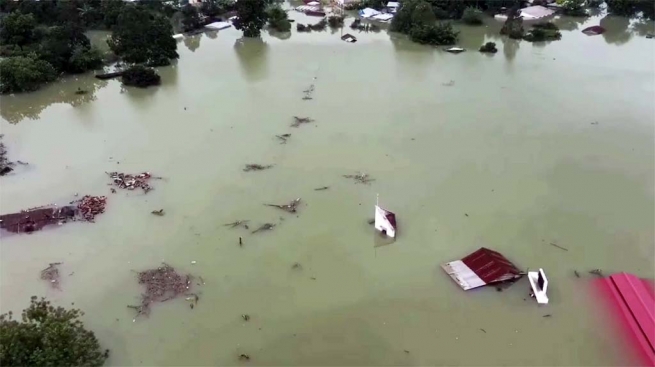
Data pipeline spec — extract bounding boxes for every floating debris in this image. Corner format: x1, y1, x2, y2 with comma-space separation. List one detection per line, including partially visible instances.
0, 205, 76, 234
242, 314, 250, 321
128, 263, 197, 319
75, 195, 107, 222
528, 268, 549, 305
239, 237, 243, 246
74, 88, 88, 95
151, 209, 165, 216
291, 262, 302, 270
442, 247, 524, 291
291, 116, 315, 128
374, 199, 397, 238
265, 198, 301, 213
239, 354, 250, 361
442, 80, 456, 87
224, 220, 249, 229
543, 314, 552, 318
549, 242, 568, 251
243, 164, 273, 172
107, 171, 160, 193
314, 186, 329, 191
367, 218, 375, 225
276, 134, 291, 144
589, 269, 603, 277
574, 270, 580, 278
302, 84, 315, 100
0, 135, 15, 176
343, 172, 375, 184
40, 262, 62, 289
252, 223, 275, 234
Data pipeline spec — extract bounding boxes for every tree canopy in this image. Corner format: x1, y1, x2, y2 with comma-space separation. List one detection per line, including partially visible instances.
234, 0, 268, 37
391, 0, 459, 45
107, 5, 179, 66
0, 11, 37, 47
0, 54, 57, 93
0, 297, 109, 366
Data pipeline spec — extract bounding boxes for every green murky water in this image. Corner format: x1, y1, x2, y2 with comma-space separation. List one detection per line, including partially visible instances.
1, 10, 653, 366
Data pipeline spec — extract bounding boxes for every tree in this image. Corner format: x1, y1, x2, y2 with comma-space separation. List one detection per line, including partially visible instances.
201, 0, 236, 17
100, 0, 127, 29
561, 0, 587, 16
38, 24, 100, 73
409, 22, 459, 45
0, 297, 109, 366
122, 65, 161, 88
108, 5, 179, 66
233, 0, 268, 37
0, 12, 37, 47
181, 4, 202, 32
0, 55, 57, 93
462, 7, 484, 25
266, 4, 291, 32
391, 0, 421, 34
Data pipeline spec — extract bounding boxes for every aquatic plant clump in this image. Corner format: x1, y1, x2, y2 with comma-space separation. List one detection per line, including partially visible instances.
128, 263, 198, 319
524, 23, 562, 42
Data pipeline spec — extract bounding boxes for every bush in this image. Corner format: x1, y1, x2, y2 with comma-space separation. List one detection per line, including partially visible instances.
0, 297, 109, 366
267, 5, 291, 32
122, 65, 161, 88
68, 45, 103, 74
523, 26, 562, 41
479, 41, 497, 53
0, 55, 57, 94
327, 15, 345, 28
462, 7, 483, 25
409, 22, 459, 45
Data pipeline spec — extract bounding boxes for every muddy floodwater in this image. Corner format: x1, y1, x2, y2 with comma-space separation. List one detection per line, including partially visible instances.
1, 10, 654, 366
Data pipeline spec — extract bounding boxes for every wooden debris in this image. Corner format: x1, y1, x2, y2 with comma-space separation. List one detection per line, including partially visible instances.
265, 198, 301, 213
128, 263, 197, 319
291, 116, 315, 128
314, 186, 329, 191
40, 263, 62, 289
225, 220, 249, 229
75, 195, 107, 222
151, 209, 165, 216
367, 218, 375, 225
239, 354, 250, 361
480, 328, 487, 333
549, 242, 568, 251
243, 164, 273, 172
242, 314, 250, 321
343, 172, 374, 184
543, 314, 552, 318
589, 269, 603, 277
276, 134, 291, 144
302, 84, 315, 100
291, 262, 302, 270
252, 223, 275, 234
574, 270, 580, 278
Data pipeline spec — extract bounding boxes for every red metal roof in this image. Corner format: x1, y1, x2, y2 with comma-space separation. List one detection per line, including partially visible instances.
461, 247, 523, 284
598, 273, 655, 366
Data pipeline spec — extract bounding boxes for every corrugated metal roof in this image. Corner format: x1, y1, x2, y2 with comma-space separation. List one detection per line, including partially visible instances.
442, 248, 523, 290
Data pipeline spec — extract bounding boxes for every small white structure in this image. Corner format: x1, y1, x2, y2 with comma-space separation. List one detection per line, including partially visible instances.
372, 13, 394, 21
528, 268, 549, 304
359, 7, 381, 18
205, 21, 231, 30
307, 1, 320, 6
445, 47, 465, 54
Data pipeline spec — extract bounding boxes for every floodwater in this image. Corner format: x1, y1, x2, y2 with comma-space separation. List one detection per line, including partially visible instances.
1, 9, 654, 366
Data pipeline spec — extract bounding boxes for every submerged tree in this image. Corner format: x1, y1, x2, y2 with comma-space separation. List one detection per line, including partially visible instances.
181, 4, 202, 32
462, 7, 484, 25
108, 5, 178, 66
0, 11, 37, 48
234, 0, 268, 37
561, 0, 587, 16
0, 297, 109, 366
122, 65, 161, 88
0, 54, 57, 94
266, 4, 291, 32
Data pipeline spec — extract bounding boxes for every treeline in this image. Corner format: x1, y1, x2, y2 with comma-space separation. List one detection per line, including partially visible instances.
0, 0, 237, 93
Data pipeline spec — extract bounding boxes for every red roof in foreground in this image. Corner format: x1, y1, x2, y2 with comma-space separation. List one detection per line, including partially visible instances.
461, 247, 523, 284
597, 273, 655, 366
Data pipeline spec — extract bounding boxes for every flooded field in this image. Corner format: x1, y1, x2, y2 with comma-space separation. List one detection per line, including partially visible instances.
1, 10, 654, 366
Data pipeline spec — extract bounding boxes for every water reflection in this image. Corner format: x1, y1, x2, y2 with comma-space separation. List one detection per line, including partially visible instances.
501, 36, 520, 61
630, 18, 655, 37
554, 15, 588, 31
268, 29, 292, 40
234, 37, 269, 82
600, 15, 633, 45
0, 75, 108, 124
184, 34, 202, 52
390, 32, 436, 74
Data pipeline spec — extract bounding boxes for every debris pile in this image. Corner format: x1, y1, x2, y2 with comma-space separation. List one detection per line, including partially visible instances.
302, 85, 314, 100
128, 263, 197, 319
224, 220, 249, 229
0, 206, 76, 234
76, 195, 107, 222
40, 262, 62, 289
107, 172, 159, 193
243, 164, 273, 172
275, 134, 291, 144
0, 135, 14, 176
265, 198, 301, 213
151, 209, 165, 216
252, 223, 275, 234
343, 172, 375, 184
291, 116, 315, 127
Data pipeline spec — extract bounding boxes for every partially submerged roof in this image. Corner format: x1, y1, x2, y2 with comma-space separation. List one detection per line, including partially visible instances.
520, 5, 555, 19
359, 8, 381, 18
442, 247, 523, 290
582, 25, 606, 36
205, 22, 231, 31
372, 13, 394, 21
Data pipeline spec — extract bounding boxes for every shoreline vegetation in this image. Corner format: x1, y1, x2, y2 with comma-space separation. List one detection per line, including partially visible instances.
1, 0, 653, 94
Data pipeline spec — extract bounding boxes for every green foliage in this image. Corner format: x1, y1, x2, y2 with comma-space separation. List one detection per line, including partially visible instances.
412, 1, 437, 25
0, 296, 109, 365
523, 25, 562, 41
356, 0, 386, 10
500, 9, 524, 39
327, 15, 345, 28
122, 65, 161, 88
266, 4, 290, 31
606, 0, 655, 18
37, 24, 93, 73
479, 41, 497, 53
0, 12, 37, 47
588, 0, 604, 8
108, 5, 178, 65
391, 0, 431, 34
100, 0, 127, 29
409, 22, 459, 45
425, 0, 468, 19
462, 7, 484, 25
561, 0, 587, 16
181, 4, 202, 32
234, 0, 268, 37
68, 45, 103, 73
201, 0, 236, 17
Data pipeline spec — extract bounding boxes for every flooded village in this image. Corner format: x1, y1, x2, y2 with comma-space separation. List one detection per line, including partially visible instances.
1, 0, 654, 366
